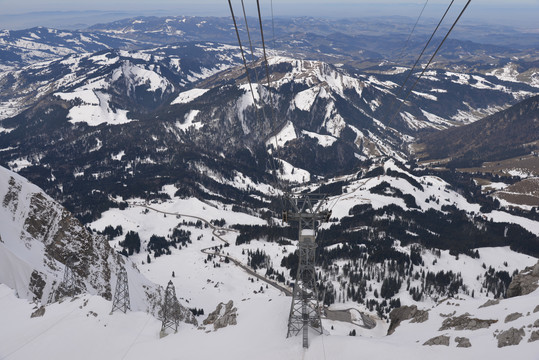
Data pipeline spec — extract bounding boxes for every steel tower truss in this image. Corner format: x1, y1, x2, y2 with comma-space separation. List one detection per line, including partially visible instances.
111, 267, 131, 313
283, 194, 331, 348
160, 280, 180, 334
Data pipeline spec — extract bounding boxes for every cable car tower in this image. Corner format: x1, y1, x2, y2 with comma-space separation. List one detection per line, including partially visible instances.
283, 193, 331, 348
111, 267, 130, 314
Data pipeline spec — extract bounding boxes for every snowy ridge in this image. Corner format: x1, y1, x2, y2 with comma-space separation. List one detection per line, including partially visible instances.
327, 159, 539, 236
171, 88, 209, 104
0, 42, 243, 123
17, 162, 532, 359
0, 166, 163, 313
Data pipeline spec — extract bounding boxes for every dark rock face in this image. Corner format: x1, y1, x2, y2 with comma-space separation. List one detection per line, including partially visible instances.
28, 270, 46, 301
479, 299, 500, 308
30, 306, 46, 318
203, 300, 238, 331
497, 327, 525, 347
504, 312, 523, 323
455, 336, 472, 348
507, 260, 539, 298
20, 190, 114, 301
439, 313, 497, 331
388, 305, 428, 335
423, 335, 450, 346
529, 330, 539, 343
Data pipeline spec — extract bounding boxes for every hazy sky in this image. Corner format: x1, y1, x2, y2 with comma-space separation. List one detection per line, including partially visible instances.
1, 0, 538, 29
0, 0, 537, 12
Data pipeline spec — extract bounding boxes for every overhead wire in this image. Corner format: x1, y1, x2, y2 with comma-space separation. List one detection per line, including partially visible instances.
381, 0, 430, 127
239, 0, 284, 209
240, 0, 263, 102
332, 1, 467, 216
397, 0, 429, 61
393, 0, 455, 103
256, 0, 277, 118
255, 0, 289, 211
227, 0, 259, 108
271, 0, 277, 49
228, 0, 287, 210
388, 0, 472, 127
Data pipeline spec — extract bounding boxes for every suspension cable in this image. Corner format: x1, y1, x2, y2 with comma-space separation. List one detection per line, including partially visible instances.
394, 0, 455, 103
255, 0, 289, 210
227, 0, 258, 107
271, 0, 277, 49
388, 0, 472, 127
256, 0, 276, 114
240, 0, 282, 205
241, 0, 264, 104
228, 0, 286, 209
397, 0, 429, 61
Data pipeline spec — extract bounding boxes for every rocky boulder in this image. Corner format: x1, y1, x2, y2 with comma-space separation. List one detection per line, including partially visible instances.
507, 261, 539, 298
30, 306, 46, 318
387, 305, 428, 335
455, 337, 471, 348
423, 335, 450, 346
203, 300, 238, 331
529, 330, 539, 343
479, 299, 499, 308
439, 313, 497, 331
497, 327, 525, 347
504, 312, 523, 323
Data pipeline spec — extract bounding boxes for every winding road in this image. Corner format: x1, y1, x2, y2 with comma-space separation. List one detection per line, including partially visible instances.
140, 204, 292, 296
138, 203, 375, 328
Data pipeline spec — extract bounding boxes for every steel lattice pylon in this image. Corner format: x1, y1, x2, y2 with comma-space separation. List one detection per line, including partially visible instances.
111, 267, 130, 313
60, 256, 77, 298
160, 280, 180, 335
284, 194, 331, 348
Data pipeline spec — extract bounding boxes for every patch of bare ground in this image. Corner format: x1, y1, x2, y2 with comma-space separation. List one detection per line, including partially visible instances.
494, 178, 539, 206
458, 153, 539, 177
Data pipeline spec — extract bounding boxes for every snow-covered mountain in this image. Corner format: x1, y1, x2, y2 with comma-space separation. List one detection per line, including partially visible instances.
0, 42, 246, 121
0, 164, 198, 325
2, 158, 538, 359
1, 15, 539, 360
0, 26, 145, 70
1, 40, 538, 226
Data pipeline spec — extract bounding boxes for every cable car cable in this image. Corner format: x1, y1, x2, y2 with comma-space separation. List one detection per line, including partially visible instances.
388, 0, 471, 127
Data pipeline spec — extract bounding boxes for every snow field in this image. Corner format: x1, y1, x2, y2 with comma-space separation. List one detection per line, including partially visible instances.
3, 282, 538, 360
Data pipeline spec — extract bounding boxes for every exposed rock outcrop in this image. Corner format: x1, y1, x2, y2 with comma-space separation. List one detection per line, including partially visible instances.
504, 312, 523, 323
30, 306, 46, 318
423, 335, 450, 346
497, 327, 525, 347
529, 330, 539, 343
479, 299, 499, 308
455, 336, 471, 348
203, 300, 237, 331
439, 313, 497, 331
534, 305, 539, 313
507, 261, 539, 298
0, 166, 167, 319
410, 309, 429, 323
387, 305, 428, 335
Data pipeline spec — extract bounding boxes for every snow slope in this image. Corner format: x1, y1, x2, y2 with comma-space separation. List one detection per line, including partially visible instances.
2, 165, 539, 359
0, 165, 163, 312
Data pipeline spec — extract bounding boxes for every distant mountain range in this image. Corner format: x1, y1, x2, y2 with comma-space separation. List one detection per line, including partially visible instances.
414, 94, 539, 167
1, 15, 539, 359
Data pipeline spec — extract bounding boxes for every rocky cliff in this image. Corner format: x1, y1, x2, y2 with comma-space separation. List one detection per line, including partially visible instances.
0, 165, 195, 324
